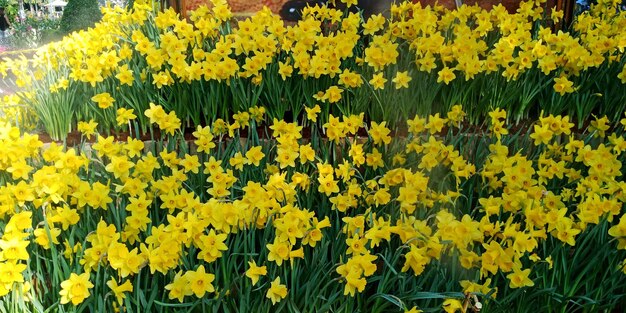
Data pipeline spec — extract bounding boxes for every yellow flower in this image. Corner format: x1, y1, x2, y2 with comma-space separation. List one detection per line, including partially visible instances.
108, 242, 144, 278
553, 76, 575, 95
245, 260, 267, 286
366, 148, 385, 170
193, 125, 216, 153
446, 105, 466, 125
287, 246, 304, 266
323, 115, 346, 143
405, 306, 423, 313
77, 120, 98, 137
184, 265, 215, 298
346, 236, 368, 255
437, 67, 456, 85
0, 261, 27, 287
152, 70, 173, 88
197, 229, 229, 263
7, 160, 32, 180
491, 119, 508, 140
266, 240, 291, 266
425, 113, 447, 134
11, 181, 35, 206
0, 237, 30, 260
106, 279, 133, 304
363, 14, 385, 35
418, 53, 437, 73
373, 188, 391, 206
506, 267, 535, 288
49, 205, 81, 230
318, 174, 340, 196
312, 91, 327, 102
369, 72, 386, 90
589, 115, 610, 138
276, 147, 299, 169
339, 69, 363, 88
369, 121, 392, 145
343, 269, 366, 296
233, 111, 251, 128
278, 61, 293, 80
609, 215, 626, 249
407, 116, 426, 135
529, 124, 553, 145
442, 299, 463, 313
229, 152, 246, 171
551, 9, 564, 23
159, 111, 181, 136
249, 106, 266, 123
164, 271, 192, 303
299, 144, 316, 164
91, 92, 115, 109
116, 108, 137, 126
144, 103, 166, 124
266, 277, 288, 305
488, 108, 507, 121
182, 155, 201, 175
212, 1, 232, 21
105, 155, 134, 179
34, 227, 61, 249
401, 245, 430, 276
245, 146, 265, 167
392, 71, 412, 89
122, 138, 144, 159
59, 273, 94, 305
115, 64, 134, 86
460, 278, 496, 298
324, 86, 343, 103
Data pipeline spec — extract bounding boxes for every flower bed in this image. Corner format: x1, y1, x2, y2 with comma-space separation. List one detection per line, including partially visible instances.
1, 0, 626, 312
1, 0, 626, 141
1, 104, 626, 312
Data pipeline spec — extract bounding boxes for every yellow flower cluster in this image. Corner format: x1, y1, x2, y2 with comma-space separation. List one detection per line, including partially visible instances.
0, 95, 37, 132
1, 0, 625, 125
0, 212, 32, 297
0, 0, 625, 309
1, 101, 625, 310
164, 265, 215, 302
144, 102, 181, 135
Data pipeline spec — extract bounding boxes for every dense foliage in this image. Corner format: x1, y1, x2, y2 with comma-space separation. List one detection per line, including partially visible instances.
1, 0, 626, 140
58, 0, 101, 35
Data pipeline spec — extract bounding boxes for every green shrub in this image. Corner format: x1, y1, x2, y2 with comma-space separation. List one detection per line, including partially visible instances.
59, 0, 102, 35
0, 0, 15, 17
9, 16, 61, 48
41, 28, 64, 44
